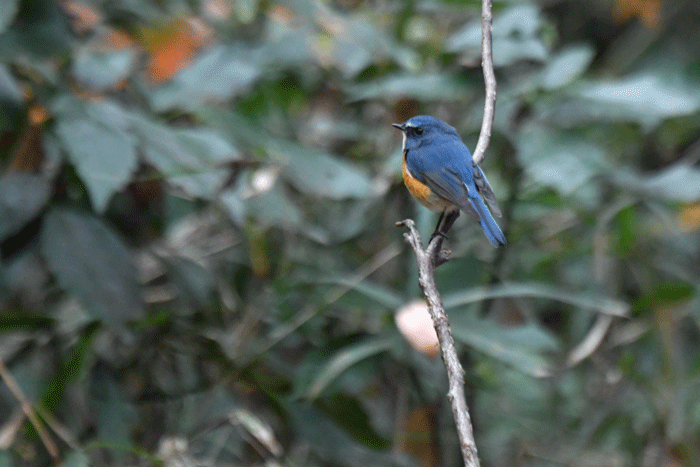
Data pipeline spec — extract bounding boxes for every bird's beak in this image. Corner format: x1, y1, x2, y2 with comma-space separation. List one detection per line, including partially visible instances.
392, 123, 405, 132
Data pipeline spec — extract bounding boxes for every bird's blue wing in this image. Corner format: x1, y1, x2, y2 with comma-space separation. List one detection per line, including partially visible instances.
472, 162, 502, 218
406, 140, 506, 246
405, 142, 479, 219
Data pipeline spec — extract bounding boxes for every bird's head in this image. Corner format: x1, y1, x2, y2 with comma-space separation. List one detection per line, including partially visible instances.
391, 115, 459, 150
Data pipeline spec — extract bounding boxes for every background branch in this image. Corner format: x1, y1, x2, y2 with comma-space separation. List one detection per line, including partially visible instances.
0, 358, 59, 460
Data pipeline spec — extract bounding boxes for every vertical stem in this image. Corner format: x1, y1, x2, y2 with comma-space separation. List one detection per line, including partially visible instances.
471, 0, 496, 167
397, 220, 481, 467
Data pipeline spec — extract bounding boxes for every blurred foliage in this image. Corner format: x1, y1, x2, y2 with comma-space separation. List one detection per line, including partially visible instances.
1, 0, 700, 466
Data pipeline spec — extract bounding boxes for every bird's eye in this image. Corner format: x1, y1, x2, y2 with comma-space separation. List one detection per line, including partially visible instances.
414, 127, 423, 135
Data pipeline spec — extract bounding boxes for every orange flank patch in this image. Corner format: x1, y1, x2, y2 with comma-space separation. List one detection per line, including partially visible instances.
402, 151, 452, 212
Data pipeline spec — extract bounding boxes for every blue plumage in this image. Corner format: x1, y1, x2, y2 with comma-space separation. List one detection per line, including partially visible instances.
393, 115, 506, 247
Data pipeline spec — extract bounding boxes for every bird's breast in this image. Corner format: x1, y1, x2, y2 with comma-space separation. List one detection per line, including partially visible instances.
402, 151, 454, 212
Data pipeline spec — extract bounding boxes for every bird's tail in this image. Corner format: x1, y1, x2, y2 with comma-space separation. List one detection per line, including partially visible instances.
470, 196, 506, 247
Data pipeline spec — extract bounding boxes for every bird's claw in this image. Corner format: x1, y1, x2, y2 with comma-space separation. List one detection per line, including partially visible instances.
429, 230, 448, 243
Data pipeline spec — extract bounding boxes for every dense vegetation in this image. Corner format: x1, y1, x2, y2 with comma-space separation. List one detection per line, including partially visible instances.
1, 0, 700, 465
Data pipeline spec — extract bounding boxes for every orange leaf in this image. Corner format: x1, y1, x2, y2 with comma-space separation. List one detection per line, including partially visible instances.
106, 28, 136, 49
142, 19, 212, 83
28, 103, 48, 125
679, 203, 700, 232
613, 0, 664, 28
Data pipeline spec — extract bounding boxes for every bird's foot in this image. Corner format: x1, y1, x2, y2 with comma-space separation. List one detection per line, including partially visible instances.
429, 230, 448, 243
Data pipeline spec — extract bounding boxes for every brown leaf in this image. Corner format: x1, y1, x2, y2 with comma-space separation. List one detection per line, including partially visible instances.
400, 407, 438, 467
60, 0, 102, 33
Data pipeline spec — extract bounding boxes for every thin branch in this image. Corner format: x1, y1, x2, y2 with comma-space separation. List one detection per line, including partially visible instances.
396, 220, 480, 467
35, 405, 80, 450
565, 314, 613, 368
0, 358, 59, 460
471, 0, 496, 166
394, 1, 496, 465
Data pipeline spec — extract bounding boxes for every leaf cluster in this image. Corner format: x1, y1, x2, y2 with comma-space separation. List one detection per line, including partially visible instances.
1, 0, 700, 466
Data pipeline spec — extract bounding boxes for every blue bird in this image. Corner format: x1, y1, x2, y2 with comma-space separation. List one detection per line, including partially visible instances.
392, 115, 506, 247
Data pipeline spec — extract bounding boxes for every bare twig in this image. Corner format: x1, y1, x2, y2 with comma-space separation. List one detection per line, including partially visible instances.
471, 0, 496, 167
0, 358, 59, 460
565, 314, 613, 368
396, 220, 480, 467
35, 405, 80, 450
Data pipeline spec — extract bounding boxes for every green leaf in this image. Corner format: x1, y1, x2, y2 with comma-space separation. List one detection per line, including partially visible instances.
451, 318, 556, 377
72, 46, 137, 91
285, 402, 410, 467
575, 73, 700, 129
90, 364, 136, 446
347, 73, 470, 101
161, 255, 215, 310
0, 64, 23, 129
540, 44, 595, 90
0, 0, 72, 59
517, 124, 607, 195
0, 314, 54, 332
311, 4, 418, 76
614, 164, 700, 203
40, 209, 144, 331
176, 386, 240, 433
0, 0, 19, 34
273, 142, 374, 199
261, 26, 313, 67
615, 205, 637, 254
227, 183, 303, 228
221, 174, 333, 240
42, 322, 99, 412
446, 4, 549, 66
54, 101, 138, 213
63, 450, 89, 467
0, 173, 51, 241
305, 337, 395, 399
3, 348, 54, 402
323, 394, 390, 449
0, 64, 22, 103
133, 118, 240, 199
443, 282, 630, 317
150, 44, 261, 112
200, 109, 373, 200
53, 98, 241, 202
634, 282, 694, 311
322, 199, 379, 242
312, 277, 404, 310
